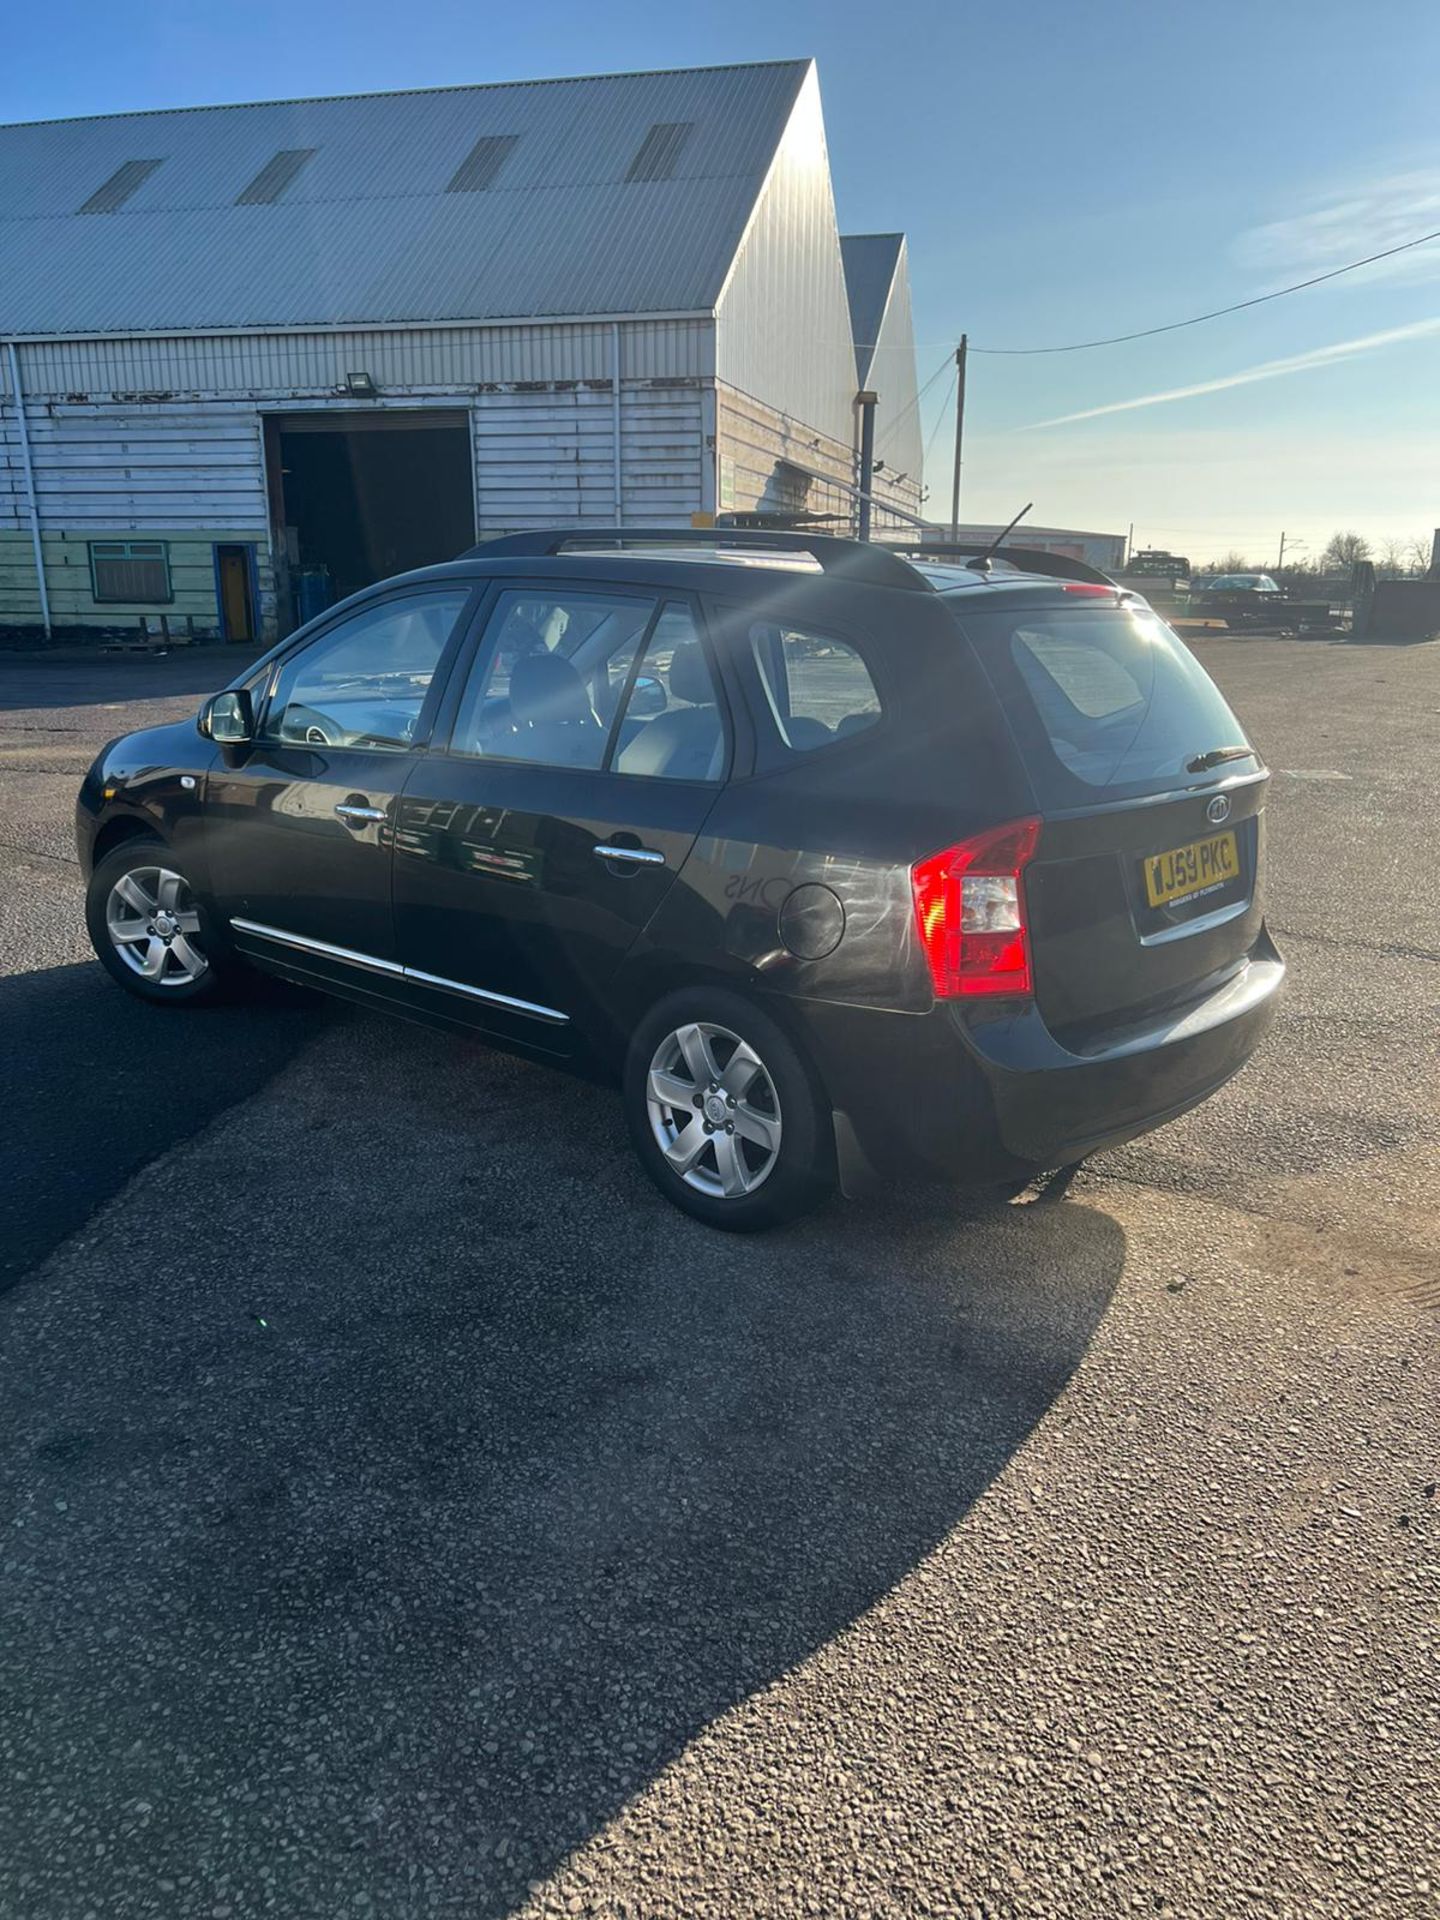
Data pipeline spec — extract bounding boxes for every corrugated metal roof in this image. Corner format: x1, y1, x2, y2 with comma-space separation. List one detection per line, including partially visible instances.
840, 232, 904, 385
0, 60, 810, 338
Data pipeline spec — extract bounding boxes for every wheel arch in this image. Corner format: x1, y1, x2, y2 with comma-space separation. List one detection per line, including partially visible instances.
92, 813, 164, 867
610, 951, 830, 1103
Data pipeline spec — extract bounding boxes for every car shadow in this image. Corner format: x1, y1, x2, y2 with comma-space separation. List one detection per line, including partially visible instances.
0, 1009, 1125, 1914
0, 960, 315, 1292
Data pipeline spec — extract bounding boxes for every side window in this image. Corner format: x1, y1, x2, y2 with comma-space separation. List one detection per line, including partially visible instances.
612, 603, 726, 782
450, 588, 658, 769
750, 622, 882, 751
265, 590, 469, 750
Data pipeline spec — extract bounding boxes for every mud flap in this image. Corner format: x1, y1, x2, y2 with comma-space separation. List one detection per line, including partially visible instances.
832, 1110, 881, 1200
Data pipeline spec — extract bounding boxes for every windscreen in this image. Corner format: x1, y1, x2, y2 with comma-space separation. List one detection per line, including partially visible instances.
949, 596, 1258, 806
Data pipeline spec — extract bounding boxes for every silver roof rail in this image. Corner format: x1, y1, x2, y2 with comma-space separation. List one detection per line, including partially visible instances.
463, 527, 935, 593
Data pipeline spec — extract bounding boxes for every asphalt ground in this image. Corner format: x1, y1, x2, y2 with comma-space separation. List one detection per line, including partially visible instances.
0, 635, 1436, 1919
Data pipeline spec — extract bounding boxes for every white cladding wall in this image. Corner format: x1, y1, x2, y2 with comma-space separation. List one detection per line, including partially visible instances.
716, 384, 852, 522
0, 411, 22, 532
473, 382, 708, 531
716, 383, 920, 531
14, 404, 268, 532
866, 247, 924, 488
712, 65, 858, 450
0, 323, 720, 627
0, 384, 710, 546
9, 319, 714, 398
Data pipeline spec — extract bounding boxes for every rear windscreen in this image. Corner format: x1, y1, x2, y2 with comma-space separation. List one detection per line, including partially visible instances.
947, 597, 1258, 806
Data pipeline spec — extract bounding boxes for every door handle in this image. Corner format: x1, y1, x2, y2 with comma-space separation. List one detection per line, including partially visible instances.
594, 843, 665, 867
335, 802, 386, 824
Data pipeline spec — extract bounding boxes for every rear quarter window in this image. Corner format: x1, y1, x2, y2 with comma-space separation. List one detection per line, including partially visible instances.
750, 621, 882, 751
950, 597, 1256, 804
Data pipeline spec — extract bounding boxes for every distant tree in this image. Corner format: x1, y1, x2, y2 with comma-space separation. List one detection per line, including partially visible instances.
1405, 533, 1436, 577
1207, 549, 1254, 575
1377, 536, 1410, 577
1320, 530, 1372, 571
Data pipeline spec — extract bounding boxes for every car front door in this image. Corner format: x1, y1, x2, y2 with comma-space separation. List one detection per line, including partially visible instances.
392, 583, 732, 1051
204, 584, 476, 977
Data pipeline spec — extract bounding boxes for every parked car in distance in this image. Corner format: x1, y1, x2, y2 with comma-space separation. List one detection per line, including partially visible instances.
76, 530, 1283, 1231
1190, 573, 1285, 628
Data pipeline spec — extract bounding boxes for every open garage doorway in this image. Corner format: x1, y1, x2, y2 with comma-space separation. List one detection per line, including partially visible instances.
264, 410, 474, 631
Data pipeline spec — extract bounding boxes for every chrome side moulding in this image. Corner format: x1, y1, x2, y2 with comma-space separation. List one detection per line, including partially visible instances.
229, 918, 570, 1026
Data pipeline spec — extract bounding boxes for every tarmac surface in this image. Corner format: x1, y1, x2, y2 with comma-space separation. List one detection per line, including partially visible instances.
0, 635, 1436, 1918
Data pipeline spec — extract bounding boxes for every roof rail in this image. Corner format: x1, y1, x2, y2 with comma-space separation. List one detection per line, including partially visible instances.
888, 540, 1118, 588
463, 527, 934, 593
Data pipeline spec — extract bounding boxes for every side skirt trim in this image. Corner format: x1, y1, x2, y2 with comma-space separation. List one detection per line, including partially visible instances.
229, 917, 570, 1026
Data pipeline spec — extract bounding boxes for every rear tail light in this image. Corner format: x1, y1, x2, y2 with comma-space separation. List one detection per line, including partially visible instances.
911, 817, 1041, 999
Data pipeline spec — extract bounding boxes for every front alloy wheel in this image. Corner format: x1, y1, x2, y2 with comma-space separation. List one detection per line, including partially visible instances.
645, 1021, 783, 1199
104, 865, 209, 987
86, 839, 233, 1006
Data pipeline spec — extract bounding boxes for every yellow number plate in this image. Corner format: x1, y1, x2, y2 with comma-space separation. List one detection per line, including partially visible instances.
1143, 829, 1240, 908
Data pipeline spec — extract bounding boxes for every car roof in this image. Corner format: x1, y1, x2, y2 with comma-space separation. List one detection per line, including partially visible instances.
292, 537, 1120, 640
357, 550, 1086, 599
234, 541, 1134, 691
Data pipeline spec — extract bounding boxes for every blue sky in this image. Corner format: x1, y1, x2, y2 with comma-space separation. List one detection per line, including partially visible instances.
7, 0, 1439, 559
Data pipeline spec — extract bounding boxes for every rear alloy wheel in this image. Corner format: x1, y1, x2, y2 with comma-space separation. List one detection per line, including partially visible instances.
624, 988, 833, 1230
646, 1021, 783, 1200
86, 841, 232, 1005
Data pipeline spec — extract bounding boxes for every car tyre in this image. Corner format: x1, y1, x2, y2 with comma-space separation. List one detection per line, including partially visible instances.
85, 838, 239, 1007
623, 986, 835, 1232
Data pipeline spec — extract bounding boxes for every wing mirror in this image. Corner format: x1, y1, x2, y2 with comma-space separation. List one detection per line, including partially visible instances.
199, 688, 254, 744
628, 674, 666, 718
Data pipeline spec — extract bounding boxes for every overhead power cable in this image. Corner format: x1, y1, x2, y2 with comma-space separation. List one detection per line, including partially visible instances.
875, 349, 954, 452
942, 224, 1440, 356
921, 372, 957, 472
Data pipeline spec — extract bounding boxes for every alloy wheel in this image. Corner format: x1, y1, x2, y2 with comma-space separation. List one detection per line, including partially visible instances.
645, 1020, 783, 1198
105, 865, 209, 987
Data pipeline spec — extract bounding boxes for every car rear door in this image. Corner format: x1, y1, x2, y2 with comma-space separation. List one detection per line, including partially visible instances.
391, 581, 731, 1050
944, 588, 1269, 1044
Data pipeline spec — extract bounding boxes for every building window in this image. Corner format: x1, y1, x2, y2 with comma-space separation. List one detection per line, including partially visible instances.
235, 148, 317, 205
78, 158, 164, 214
445, 133, 520, 193
625, 122, 693, 183
89, 541, 173, 604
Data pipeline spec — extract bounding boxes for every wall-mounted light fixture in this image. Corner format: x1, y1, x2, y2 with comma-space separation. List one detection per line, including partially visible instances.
344, 370, 379, 398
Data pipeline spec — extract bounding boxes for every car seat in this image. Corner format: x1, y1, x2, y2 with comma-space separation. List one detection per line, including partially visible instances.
615, 643, 724, 780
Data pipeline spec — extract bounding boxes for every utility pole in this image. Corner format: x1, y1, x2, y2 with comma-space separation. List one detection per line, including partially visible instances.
1277, 530, 1287, 572
1126, 523, 1134, 567
949, 335, 967, 543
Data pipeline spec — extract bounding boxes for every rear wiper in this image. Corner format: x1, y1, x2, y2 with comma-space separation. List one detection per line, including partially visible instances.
1186, 745, 1254, 772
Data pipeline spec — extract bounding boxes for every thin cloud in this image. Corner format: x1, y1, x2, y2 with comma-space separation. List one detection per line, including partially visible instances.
1236, 170, 1440, 287
1021, 317, 1440, 429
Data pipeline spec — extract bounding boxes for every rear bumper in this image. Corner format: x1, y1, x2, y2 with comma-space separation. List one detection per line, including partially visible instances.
784, 928, 1285, 1184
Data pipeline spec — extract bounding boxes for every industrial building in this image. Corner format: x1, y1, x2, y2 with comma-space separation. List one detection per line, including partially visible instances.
0, 59, 923, 642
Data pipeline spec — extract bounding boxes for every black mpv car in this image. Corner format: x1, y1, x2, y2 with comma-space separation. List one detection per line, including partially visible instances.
78, 530, 1283, 1230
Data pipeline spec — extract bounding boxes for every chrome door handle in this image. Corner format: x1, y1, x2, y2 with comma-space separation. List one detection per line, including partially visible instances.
594, 843, 665, 867
335, 803, 386, 824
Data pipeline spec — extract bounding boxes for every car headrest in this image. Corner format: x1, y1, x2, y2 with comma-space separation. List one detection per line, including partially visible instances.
510, 650, 591, 725
667, 641, 713, 707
